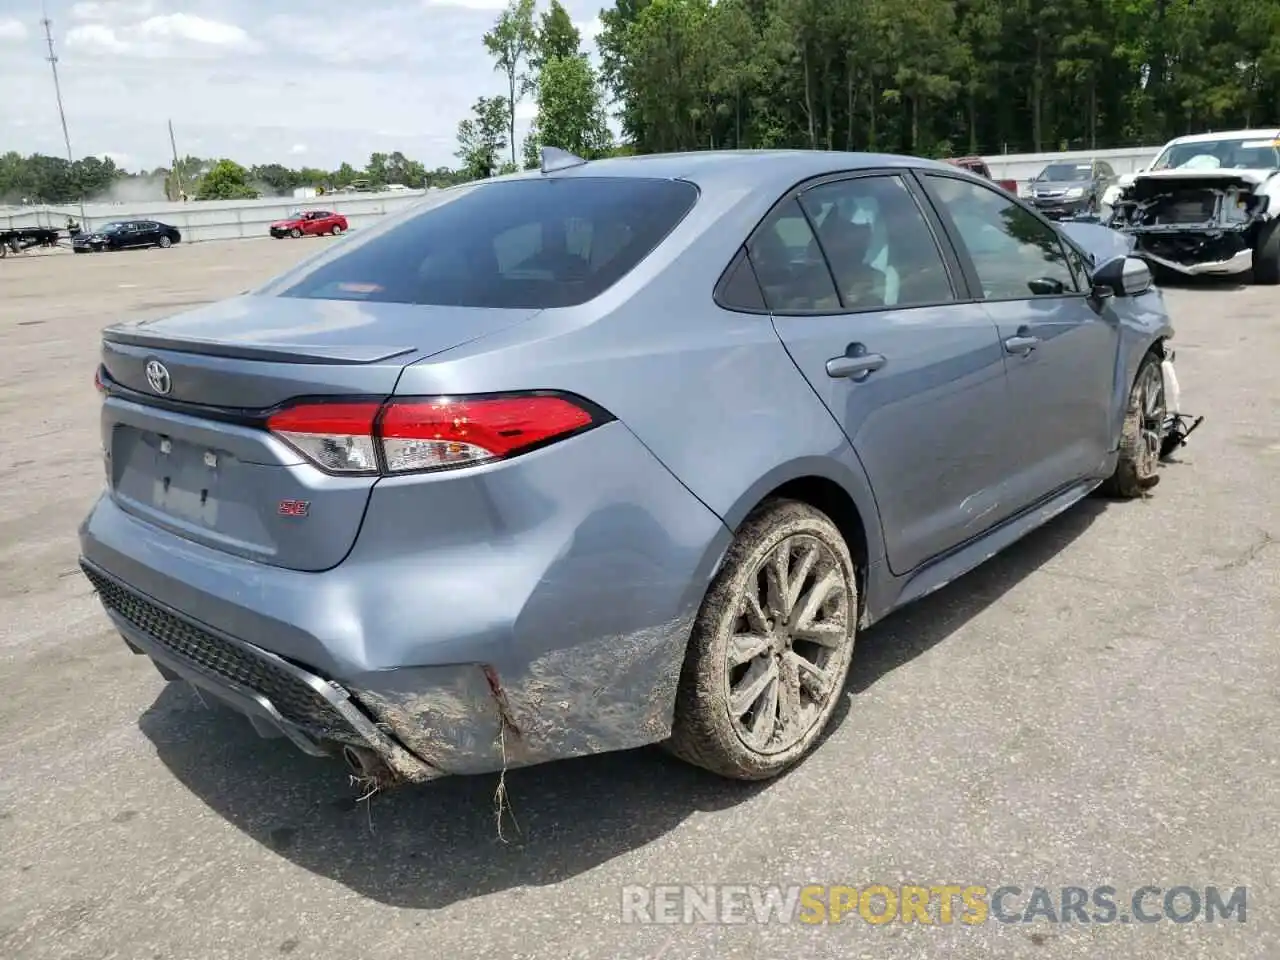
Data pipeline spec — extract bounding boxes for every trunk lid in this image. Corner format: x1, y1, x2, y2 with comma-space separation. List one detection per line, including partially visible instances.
99, 295, 540, 571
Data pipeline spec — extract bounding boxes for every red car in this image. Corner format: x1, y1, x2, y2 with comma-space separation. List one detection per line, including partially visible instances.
269, 209, 348, 239
943, 156, 1020, 195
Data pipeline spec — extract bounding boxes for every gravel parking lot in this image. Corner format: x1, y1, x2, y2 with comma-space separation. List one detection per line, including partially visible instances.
2, 240, 1277, 960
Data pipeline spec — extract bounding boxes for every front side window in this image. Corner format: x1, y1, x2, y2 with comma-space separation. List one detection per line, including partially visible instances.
924, 175, 1077, 300
798, 175, 954, 310
263, 177, 699, 309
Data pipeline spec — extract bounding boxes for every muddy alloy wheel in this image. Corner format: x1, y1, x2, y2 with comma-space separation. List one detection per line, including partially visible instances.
666, 499, 857, 780
1101, 352, 1165, 498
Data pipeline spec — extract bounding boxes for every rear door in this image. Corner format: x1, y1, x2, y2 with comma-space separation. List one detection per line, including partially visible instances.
918, 172, 1119, 503
759, 171, 1017, 576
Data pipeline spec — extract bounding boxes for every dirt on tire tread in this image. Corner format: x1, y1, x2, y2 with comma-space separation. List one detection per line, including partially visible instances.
664, 498, 857, 781
1100, 351, 1161, 499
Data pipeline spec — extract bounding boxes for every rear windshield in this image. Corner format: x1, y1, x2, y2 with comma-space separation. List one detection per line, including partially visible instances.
264, 176, 699, 309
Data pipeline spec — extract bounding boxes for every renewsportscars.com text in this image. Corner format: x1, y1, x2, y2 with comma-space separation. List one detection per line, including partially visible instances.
620, 884, 1247, 926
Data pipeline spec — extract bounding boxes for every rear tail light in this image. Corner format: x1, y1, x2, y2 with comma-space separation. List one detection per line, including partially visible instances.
93, 366, 107, 394
265, 393, 605, 476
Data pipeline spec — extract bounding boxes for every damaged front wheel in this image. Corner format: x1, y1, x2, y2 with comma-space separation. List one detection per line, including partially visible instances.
1101, 352, 1166, 498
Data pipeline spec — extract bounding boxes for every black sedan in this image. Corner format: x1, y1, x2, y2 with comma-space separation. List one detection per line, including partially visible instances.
72, 220, 182, 253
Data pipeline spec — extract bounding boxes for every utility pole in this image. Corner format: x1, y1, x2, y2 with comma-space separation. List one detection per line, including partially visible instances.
168, 119, 185, 201
41, 5, 87, 227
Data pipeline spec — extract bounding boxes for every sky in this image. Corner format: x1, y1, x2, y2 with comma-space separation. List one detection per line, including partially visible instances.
0, 0, 607, 172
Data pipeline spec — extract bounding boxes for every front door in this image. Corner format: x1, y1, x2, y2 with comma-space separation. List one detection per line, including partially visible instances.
919, 172, 1120, 501
758, 172, 1018, 576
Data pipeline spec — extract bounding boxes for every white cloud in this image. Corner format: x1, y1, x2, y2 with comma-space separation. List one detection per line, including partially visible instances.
422, 0, 509, 10
514, 100, 537, 121
67, 14, 256, 59
290, 143, 308, 155
574, 16, 602, 43
70, 1, 159, 20
2, 0, 604, 171
140, 13, 252, 47
0, 18, 30, 41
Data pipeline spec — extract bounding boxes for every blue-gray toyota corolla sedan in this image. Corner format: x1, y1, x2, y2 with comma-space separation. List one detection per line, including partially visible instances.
80, 149, 1181, 786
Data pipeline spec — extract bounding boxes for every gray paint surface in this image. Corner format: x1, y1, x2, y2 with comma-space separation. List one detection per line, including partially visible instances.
77, 151, 1174, 778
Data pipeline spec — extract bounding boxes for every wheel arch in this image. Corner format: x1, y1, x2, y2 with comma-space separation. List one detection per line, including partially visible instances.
695, 457, 887, 621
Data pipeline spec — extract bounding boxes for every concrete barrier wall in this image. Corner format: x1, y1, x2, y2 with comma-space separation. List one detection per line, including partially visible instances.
2, 190, 433, 242
3, 144, 1166, 238
983, 146, 1162, 194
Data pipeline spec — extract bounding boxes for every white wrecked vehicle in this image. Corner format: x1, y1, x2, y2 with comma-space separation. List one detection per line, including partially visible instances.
1101, 129, 1280, 283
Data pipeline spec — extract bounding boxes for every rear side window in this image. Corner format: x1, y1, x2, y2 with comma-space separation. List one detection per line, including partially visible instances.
267, 177, 698, 309
747, 198, 840, 313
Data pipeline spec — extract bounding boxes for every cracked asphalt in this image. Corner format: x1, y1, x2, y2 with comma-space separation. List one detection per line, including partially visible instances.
1, 240, 1277, 960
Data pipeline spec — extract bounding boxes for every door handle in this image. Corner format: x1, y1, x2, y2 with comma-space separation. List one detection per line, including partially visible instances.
1004, 335, 1040, 356
826, 352, 887, 380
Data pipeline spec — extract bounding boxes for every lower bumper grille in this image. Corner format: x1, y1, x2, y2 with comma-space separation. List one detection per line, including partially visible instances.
82, 564, 362, 744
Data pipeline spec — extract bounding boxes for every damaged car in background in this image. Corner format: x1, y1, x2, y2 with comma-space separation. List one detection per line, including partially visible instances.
1103, 129, 1280, 284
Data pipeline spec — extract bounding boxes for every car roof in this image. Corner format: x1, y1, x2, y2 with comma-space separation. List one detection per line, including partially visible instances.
1164, 129, 1280, 146
495, 149, 972, 195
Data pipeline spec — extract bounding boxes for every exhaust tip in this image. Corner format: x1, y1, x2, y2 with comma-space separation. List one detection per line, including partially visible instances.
341, 744, 399, 789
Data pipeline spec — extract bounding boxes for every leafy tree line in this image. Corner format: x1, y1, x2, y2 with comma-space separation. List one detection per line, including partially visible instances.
0, 150, 469, 205
456, 0, 613, 179
593, 0, 1280, 159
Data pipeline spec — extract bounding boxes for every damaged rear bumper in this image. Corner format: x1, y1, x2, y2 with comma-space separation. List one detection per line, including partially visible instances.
82, 558, 442, 783
83, 554, 700, 784
77, 418, 729, 785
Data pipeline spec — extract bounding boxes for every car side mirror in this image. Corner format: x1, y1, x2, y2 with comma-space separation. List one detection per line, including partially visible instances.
1027, 276, 1067, 296
1091, 256, 1152, 298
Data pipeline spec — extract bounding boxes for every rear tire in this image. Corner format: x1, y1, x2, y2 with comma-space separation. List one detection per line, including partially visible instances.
1251, 220, 1280, 285
1100, 351, 1165, 498
157, 235, 172, 248
666, 499, 857, 781
331, 225, 344, 236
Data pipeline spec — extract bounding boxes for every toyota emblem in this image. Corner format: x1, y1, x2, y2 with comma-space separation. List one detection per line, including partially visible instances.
144, 360, 172, 395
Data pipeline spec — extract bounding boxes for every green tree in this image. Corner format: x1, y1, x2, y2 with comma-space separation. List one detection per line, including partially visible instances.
597, 0, 652, 145
456, 95, 511, 179
196, 159, 258, 200
483, 0, 538, 168
366, 152, 390, 186
532, 0, 583, 71
533, 54, 613, 158
250, 163, 299, 196
333, 162, 360, 187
